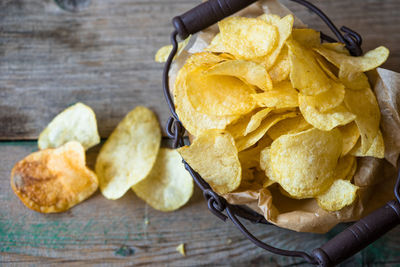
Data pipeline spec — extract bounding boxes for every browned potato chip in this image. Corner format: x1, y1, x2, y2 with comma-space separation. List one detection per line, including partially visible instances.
11, 141, 98, 213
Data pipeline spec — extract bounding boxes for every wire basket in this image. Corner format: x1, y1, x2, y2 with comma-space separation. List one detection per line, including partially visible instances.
161, 0, 400, 265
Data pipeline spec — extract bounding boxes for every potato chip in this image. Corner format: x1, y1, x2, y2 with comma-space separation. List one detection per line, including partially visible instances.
299, 96, 356, 131
316, 56, 339, 81
287, 40, 334, 96
252, 81, 298, 109
132, 149, 193, 212
267, 115, 311, 140
178, 130, 241, 194
268, 46, 290, 83
315, 46, 389, 73
339, 122, 360, 155
269, 128, 342, 198
333, 155, 356, 181
155, 36, 191, 63
206, 60, 273, 91
11, 141, 98, 213
315, 46, 389, 90
339, 69, 370, 90
316, 179, 358, 211
299, 82, 345, 112
205, 33, 226, 53
245, 108, 274, 135
219, 16, 279, 60
95, 106, 161, 199
176, 243, 186, 256
345, 158, 358, 181
350, 130, 384, 158
186, 66, 256, 116
291, 28, 320, 48
321, 42, 349, 55
258, 14, 294, 68
174, 54, 239, 136
239, 135, 272, 169
344, 87, 381, 153
38, 103, 100, 150
236, 111, 297, 151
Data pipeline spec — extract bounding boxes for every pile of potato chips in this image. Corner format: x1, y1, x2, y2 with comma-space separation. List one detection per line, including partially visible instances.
167, 14, 389, 211
11, 103, 193, 213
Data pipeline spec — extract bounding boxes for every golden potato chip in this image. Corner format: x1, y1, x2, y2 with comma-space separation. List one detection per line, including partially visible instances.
315, 46, 389, 73
287, 40, 334, 96
317, 179, 358, 211
268, 46, 290, 84
258, 148, 277, 188
206, 60, 273, 91
333, 155, 356, 181
339, 122, 360, 155
291, 28, 320, 48
155, 36, 191, 63
95, 106, 161, 199
345, 158, 358, 181
244, 108, 274, 136
205, 33, 227, 54
38, 103, 100, 150
269, 128, 342, 198
299, 96, 356, 131
239, 135, 272, 169
174, 54, 239, 136
257, 14, 294, 68
226, 111, 256, 139
350, 130, 384, 158
315, 46, 389, 90
344, 87, 381, 153
132, 149, 193, 212
267, 115, 311, 140
316, 56, 339, 81
252, 81, 298, 109
178, 130, 241, 194
299, 82, 345, 112
11, 141, 98, 213
339, 69, 370, 90
186, 66, 256, 116
219, 16, 278, 60
321, 42, 349, 55
236, 111, 297, 151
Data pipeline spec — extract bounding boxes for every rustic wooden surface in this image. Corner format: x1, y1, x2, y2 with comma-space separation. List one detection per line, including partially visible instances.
0, 0, 399, 139
1, 0, 400, 266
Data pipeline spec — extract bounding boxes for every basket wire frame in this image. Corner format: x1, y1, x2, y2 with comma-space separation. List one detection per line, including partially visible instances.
162, 0, 400, 265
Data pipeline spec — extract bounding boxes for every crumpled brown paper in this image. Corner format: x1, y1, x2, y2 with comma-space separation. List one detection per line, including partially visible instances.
170, 0, 400, 233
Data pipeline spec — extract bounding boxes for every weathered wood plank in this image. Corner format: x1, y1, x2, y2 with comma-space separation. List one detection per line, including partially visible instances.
0, 142, 400, 266
0, 0, 399, 139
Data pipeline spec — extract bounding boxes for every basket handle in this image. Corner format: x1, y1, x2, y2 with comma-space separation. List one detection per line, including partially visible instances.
312, 200, 400, 266
172, 0, 258, 39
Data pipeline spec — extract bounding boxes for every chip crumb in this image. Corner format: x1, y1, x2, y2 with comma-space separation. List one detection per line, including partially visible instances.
227, 238, 232, 245
176, 243, 186, 256
144, 218, 149, 225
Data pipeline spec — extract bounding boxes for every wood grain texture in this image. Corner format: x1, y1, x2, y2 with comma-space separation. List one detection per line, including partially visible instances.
0, 0, 399, 139
1, 142, 400, 266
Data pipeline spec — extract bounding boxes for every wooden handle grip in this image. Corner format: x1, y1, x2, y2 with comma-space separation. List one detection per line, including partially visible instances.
312, 200, 400, 266
172, 0, 258, 39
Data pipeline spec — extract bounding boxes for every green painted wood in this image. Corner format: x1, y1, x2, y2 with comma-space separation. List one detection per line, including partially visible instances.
0, 142, 399, 266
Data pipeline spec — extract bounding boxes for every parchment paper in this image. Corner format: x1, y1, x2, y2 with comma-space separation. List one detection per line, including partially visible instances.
170, 0, 400, 233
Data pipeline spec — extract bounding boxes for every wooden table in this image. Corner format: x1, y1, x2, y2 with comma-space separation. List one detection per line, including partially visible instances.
1, 0, 399, 265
